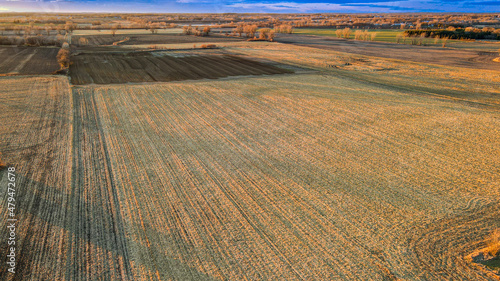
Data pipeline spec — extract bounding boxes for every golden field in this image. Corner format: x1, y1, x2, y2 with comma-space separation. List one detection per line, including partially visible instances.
1, 39, 499, 280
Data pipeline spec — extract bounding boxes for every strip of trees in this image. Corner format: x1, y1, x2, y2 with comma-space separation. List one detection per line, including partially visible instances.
405, 28, 500, 40
182, 25, 211, 36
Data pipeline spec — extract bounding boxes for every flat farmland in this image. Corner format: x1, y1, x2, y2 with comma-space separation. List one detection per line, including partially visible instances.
274, 34, 500, 71
0, 76, 73, 280
70, 69, 498, 279
0, 47, 59, 75
0, 39, 499, 280
69, 51, 293, 84
73, 33, 244, 47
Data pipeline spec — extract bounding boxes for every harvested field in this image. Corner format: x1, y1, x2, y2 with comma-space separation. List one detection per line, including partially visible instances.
69, 51, 293, 84
1, 37, 499, 280
122, 34, 244, 45
0, 47, 59, 75
72, 28, 183, 36
274, 34, 500, 71
65, 72, 500, 280
73, 35, 129, 46
0, 76, 73, 280
73, 33, 243, 47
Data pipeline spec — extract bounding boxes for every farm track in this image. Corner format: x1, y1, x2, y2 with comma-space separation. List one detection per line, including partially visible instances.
68, 88, 133, 280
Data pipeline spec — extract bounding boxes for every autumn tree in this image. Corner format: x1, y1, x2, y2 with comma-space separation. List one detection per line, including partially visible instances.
111, 25, 118, 36
233, 25, 244, 37
182, 25, 193, 35
342, 28, 351, 39
57, 42, 70, 69
203, 26, 211, 36
335, 29, 342, 38
78, 37, 88, 46
243, 24, 257, 38
354, 30, 363, 40
268, 30, 275, 41
259, 28, 269, 40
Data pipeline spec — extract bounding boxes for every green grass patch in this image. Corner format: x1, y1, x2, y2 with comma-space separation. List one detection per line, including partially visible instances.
293, 28, 404, 42
292, 28, 500, 52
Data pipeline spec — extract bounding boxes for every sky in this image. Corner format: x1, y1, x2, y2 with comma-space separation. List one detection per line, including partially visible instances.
0, 0, 499, 13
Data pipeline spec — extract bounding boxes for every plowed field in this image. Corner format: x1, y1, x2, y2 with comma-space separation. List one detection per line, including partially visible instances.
0, 47, 59, 75
69, 52, 293, 84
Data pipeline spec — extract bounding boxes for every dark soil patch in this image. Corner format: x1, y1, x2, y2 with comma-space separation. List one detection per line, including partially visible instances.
69, 51, 293, 85
0, 46, 59, 75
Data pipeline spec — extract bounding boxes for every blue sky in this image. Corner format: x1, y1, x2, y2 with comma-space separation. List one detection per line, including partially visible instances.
0, 0, 499, 13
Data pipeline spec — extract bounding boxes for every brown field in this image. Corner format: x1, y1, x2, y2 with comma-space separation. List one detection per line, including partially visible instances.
73, 33, 244, 46
0, 76, 73, 280
0, 17, 500, 280
274, 34, 500, 71
69, 51, 293, 84
74, 35, 130, 46
0, 47, 59, 75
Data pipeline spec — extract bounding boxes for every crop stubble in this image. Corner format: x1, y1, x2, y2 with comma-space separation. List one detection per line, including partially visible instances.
76, 71, 499, 280
1, 44, 499, 280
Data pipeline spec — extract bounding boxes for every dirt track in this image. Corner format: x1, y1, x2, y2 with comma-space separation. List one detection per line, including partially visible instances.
274, 34, 500, 71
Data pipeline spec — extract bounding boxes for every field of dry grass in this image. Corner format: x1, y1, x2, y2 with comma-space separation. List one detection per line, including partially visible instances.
0, 76, 73, 280
273, 34, 500, 71
0, 36, 499, 280
68, 67, 499, 279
